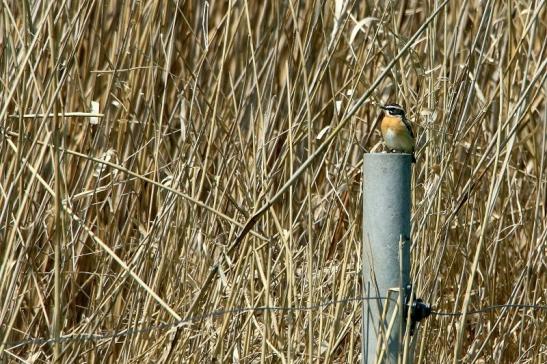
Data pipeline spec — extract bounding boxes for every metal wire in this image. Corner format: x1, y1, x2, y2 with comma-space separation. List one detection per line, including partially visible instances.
4, 297, 545, 350
430, 303, 547, 317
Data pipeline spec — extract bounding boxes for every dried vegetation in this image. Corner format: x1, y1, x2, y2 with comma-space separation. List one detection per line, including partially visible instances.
0, 0, 545, 362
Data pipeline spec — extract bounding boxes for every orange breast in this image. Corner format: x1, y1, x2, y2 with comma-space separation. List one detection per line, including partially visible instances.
380, 115, 415, 153
380, 116, 407, 136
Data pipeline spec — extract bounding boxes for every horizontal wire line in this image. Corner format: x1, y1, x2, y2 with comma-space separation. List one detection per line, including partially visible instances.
430, 303, 547, 317
4, 298, 545, 350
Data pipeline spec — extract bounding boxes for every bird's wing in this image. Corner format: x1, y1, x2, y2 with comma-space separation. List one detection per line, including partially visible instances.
402, 116, 415, 138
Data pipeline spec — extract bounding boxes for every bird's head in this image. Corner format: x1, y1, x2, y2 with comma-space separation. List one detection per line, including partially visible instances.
380, 103, 406, 118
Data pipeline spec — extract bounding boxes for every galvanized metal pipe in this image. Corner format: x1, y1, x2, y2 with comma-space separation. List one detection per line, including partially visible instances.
362, 153, 412, 364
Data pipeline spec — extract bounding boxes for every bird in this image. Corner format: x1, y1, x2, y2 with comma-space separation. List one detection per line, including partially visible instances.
379, 103, 416, 163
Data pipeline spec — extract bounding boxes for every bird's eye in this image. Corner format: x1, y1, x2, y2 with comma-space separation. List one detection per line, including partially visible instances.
388, 108, 403, 116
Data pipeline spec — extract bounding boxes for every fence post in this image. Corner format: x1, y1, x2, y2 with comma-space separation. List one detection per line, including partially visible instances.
362, 153, 412, 363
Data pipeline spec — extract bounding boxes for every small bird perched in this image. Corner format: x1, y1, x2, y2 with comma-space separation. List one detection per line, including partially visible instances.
379, 103, 416, 163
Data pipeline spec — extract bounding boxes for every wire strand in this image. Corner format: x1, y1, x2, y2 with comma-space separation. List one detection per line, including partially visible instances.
4, 297, 545, 350
430, 303, 547, 317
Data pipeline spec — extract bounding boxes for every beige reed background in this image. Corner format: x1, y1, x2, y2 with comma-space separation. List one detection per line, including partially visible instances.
0, 0, 545, 363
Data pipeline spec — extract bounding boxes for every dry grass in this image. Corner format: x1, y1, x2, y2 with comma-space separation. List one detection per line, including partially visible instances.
1, 0, 546, 363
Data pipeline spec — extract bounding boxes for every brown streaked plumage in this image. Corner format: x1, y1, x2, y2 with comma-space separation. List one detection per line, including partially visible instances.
379, 103, 416, 163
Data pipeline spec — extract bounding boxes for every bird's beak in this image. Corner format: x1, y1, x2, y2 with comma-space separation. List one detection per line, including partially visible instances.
379, 105, 387, 110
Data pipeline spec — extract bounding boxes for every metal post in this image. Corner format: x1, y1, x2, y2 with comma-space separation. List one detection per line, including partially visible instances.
362, 153, 412, 364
